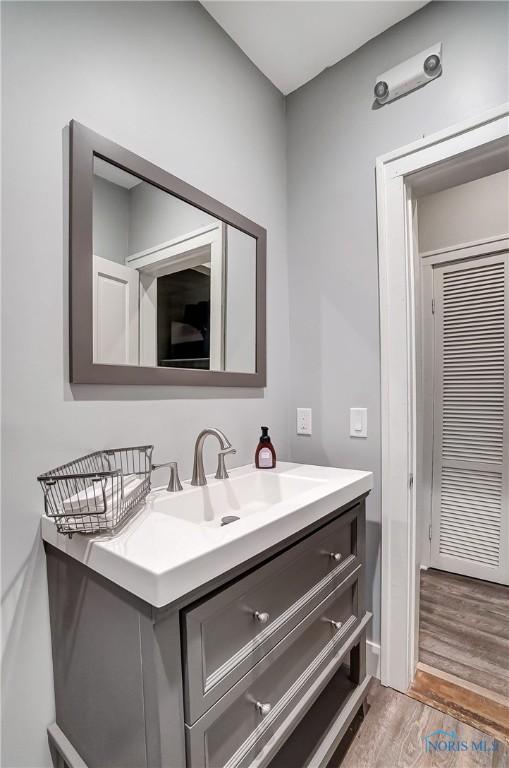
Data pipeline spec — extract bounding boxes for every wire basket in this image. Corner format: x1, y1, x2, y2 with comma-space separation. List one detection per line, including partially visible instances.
38, 446, 154, 537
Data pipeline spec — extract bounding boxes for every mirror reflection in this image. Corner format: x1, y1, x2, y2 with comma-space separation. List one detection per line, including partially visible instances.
92, 158, 257, 372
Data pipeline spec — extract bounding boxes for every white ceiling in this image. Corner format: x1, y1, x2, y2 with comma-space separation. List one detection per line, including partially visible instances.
202, 1, 429, 95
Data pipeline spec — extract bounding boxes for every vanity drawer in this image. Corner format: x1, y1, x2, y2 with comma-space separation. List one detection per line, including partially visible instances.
185, 568, 362, 768
183, 504, 361, 723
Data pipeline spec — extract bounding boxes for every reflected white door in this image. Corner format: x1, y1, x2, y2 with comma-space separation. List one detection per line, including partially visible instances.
129, 224, 225, 369
93, 255, 139, 365
430, 252, 508, 584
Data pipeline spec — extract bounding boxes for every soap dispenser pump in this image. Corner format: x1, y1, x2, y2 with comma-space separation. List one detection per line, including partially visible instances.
255, 426, 276, 469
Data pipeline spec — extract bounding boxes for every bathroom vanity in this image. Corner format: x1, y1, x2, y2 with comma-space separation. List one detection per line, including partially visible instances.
42, 463, 372, 768
44, 123, 375, 767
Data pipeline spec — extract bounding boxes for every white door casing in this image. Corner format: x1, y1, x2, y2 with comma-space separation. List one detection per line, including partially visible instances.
127, 224, 225, 369
377, 103, 509, 693
430, 253, 508, 584
93, 255, 139, 365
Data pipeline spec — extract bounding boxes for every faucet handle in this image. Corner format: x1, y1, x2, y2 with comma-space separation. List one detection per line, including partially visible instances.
152, 461, 183, 492
215, 448, 236, 480
167, 462, 183, 492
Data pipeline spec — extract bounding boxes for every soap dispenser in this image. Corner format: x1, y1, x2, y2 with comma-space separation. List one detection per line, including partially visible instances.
255, 426, 276, 469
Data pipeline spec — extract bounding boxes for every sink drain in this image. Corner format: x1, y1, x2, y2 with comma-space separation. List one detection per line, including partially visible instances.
221, 515, 239, 526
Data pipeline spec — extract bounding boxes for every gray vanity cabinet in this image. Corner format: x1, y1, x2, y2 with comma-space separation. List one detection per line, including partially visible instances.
46, 495, 371, 768
182, 504, 360, 722
185, 570, 364, 768
46, 548, 187, 768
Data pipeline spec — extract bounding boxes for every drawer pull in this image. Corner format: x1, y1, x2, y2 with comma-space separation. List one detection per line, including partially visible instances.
328, 619, 343, 630
329, 552, 342, 562
254, 611, 270, 624
255, 701, 272, 716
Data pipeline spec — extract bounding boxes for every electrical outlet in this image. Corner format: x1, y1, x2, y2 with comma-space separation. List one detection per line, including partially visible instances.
297, 408, 312, 435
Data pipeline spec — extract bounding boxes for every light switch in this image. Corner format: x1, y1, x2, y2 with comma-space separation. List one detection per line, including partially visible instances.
297, 408, 312, 435
350, 408, 367, 438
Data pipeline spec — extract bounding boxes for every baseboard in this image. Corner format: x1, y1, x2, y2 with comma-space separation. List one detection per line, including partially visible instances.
367, 640, 380, 679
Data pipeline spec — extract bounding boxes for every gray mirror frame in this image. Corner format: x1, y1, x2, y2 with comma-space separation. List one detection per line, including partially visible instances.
69, 120, 266, 387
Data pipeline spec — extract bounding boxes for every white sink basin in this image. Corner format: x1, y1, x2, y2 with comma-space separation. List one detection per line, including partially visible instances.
41, 462, 373, 607
147, 470, 327, 527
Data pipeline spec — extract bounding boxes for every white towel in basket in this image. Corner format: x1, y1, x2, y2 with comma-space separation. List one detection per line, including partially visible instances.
62, 474, 140, 514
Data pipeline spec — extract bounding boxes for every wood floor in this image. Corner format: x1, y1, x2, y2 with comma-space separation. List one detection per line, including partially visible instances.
409, 664, 509, 744
419, 569, 509, 698
332, 681, 508, 767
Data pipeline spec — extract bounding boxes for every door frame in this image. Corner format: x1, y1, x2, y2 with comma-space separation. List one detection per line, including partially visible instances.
127, 223, 226, 369
376, 102, 509, 693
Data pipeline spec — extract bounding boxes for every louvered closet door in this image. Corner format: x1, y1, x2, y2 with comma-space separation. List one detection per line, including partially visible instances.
431, 253, 508, 584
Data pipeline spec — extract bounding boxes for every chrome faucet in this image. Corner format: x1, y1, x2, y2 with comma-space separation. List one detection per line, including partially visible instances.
191, 429, 236, 486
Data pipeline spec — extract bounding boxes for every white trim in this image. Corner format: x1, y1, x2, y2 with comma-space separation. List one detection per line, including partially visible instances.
377, 103, 509, 693
130, 223, 226, 370
377, 103, 509, 165
366, 640, 380, 679
420, 234, 509, 261
419, 255, 434, 570
125, 223, 220, 268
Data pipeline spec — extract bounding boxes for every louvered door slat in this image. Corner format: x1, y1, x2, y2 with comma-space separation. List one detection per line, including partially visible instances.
431, 253, 508, 584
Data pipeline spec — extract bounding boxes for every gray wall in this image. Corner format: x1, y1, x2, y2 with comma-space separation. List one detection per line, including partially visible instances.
92, 176, 130, 264
93, 174, 216, 261
225, 227, 257, 373
1, 3, 289, 766
128, 182, 216, 255
418, 169, 509, 253
286, 1, 509, 645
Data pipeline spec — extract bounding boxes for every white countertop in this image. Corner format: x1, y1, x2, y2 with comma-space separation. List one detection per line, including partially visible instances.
41, 462, 373, 607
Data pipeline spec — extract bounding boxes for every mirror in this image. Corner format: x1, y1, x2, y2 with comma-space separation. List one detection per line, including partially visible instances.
70, 121, 266, 386
93, 158, 257, 373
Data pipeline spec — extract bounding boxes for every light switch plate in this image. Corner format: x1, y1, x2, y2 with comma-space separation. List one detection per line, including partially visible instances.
297, 408, 312, 435
350, 408, 367, 438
